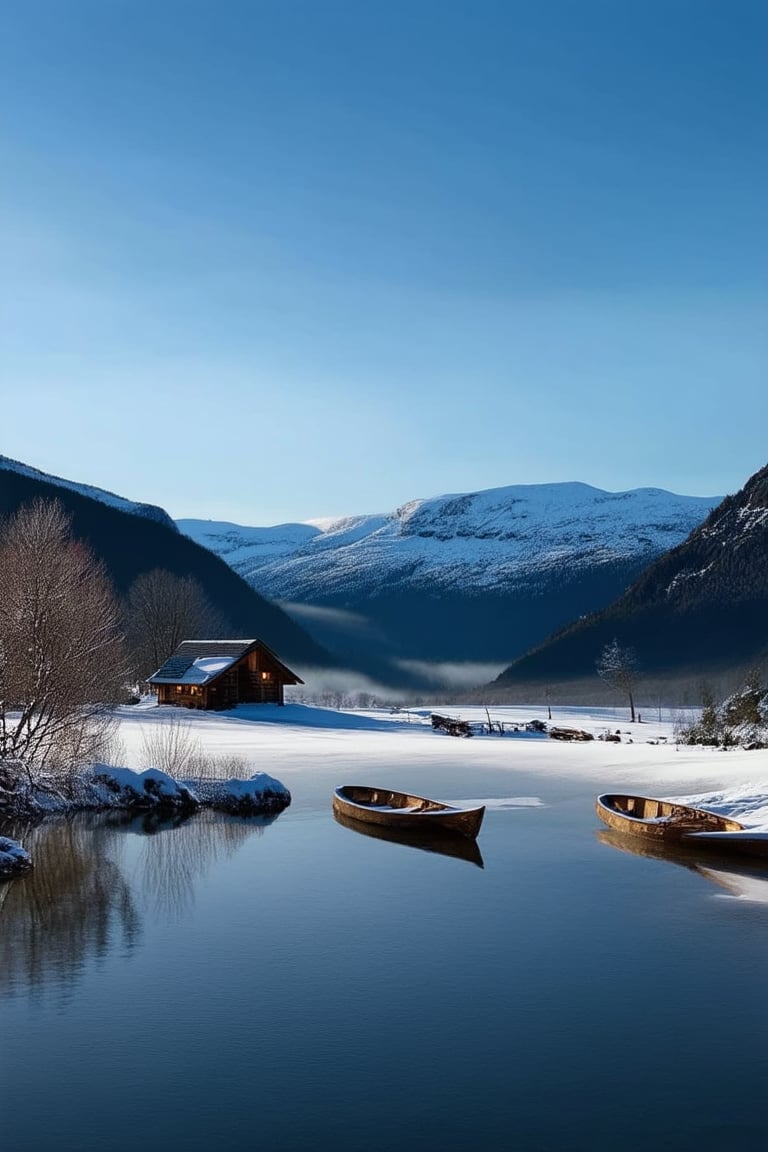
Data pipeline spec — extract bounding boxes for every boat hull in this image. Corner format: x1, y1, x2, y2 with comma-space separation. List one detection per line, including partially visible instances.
596, 793, 744, 843
333, 786, 485, 840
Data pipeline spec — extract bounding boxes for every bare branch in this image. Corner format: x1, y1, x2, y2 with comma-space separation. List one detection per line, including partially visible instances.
0, 499, 127, 780
596, 637, 640, 722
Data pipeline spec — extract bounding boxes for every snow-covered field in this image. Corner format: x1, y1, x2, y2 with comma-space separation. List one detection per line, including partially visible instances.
112, 700, 768, 830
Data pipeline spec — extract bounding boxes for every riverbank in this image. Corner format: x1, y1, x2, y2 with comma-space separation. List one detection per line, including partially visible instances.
3, 699, 767, 875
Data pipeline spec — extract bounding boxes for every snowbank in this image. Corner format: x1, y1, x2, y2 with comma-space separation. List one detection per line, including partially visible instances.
0, 835, 32, 878
91, 765, 290, 816
187, 772, 291, 814
91, 765, 199, 809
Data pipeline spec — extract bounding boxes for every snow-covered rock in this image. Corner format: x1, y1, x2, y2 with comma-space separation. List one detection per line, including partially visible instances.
0, 762, 291, 821
189, 772, 291, 815
90, 765, 290, 817
0, 836, 33, 877
91, 765, 200, 810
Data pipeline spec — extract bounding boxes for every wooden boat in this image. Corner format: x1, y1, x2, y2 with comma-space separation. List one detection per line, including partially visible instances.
596, 793, 743, 841
333, 809, 484, 868
593, 793, 768, 856
332, 785, 485, 840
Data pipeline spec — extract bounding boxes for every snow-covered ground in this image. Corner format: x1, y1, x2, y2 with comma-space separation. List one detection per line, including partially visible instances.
112, 700, 768, 830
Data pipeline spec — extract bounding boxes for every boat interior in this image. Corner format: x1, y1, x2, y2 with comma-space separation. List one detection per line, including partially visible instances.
340, 786, 448, 813
338, 787, 446, 815
604, 794, 742, 831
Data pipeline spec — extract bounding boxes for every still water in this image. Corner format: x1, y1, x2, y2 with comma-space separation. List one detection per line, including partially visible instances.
1, 763, 767, 1152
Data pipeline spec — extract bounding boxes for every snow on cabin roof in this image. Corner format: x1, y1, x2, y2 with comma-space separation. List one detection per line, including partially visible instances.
147, 639, 303, 685
149, 655, 239, 685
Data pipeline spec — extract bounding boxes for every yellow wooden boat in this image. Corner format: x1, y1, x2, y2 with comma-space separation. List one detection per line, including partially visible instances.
332, 785, 485, 840
595, 793, 768, 856
596, 793, 743, 840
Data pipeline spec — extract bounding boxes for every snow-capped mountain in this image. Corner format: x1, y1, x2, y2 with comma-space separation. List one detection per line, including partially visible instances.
179, 483, 716, 596
179, 482, 718, 669
0, 455, 177, 530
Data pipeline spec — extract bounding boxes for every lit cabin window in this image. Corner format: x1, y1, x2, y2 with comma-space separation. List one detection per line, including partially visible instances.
261, 671, 272, 681
176, 685, 182, 693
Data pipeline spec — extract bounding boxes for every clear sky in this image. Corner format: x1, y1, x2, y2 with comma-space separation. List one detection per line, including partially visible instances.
1, 1, 766, 524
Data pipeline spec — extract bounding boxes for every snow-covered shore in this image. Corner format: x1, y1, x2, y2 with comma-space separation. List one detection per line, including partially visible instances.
90, 764, 291, 815
4, 699, 766, 878
109, 700, 768, 831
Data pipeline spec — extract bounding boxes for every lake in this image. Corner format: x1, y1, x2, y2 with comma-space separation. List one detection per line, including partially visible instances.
1, 759, 767, 1152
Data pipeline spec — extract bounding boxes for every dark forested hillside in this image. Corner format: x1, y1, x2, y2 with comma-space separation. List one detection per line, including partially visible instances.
0, 463, 333, 670
492, 463, 768, 692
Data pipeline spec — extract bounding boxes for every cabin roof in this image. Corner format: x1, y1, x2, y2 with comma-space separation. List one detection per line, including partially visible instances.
148, 639, 304, 686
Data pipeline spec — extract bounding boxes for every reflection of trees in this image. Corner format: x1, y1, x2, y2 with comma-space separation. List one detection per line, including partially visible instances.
132, 809, 278, 919
0, 810, 282, 994
0, 814, 140, 995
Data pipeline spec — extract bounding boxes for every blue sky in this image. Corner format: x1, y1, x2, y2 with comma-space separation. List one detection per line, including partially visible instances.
1, 1, 766, 524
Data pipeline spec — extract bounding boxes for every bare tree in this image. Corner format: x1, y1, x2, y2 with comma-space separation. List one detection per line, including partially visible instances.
0, 499, 127, 783
124, 569, 229, 681
596, 638, 640, 722
139, 713, 201, 777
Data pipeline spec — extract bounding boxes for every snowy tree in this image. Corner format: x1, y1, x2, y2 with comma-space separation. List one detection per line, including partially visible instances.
596, 638, 639, 722
0, 499, 126, 783
678, 670, 768, 749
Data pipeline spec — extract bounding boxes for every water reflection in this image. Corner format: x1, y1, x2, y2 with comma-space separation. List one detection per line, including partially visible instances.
334, 809, 485, 868
597, 828, 768, 902
0, 809, 283, 995
125, 809, 282, 918
0, 814, 140, 996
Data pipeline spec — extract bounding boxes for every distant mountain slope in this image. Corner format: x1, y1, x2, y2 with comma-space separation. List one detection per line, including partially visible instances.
0, 459, 333, 671
492, 463, 768, 691
0, 455, 176, 529
179, 482, 717, 668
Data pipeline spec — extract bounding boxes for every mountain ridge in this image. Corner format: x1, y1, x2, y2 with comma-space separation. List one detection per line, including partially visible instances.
491, 462, 768, 694
179, 481, 718, 672
0, 455, 177, 531
0, 457, 334, 673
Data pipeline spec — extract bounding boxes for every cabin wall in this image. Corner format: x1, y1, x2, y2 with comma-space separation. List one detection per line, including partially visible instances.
238, 650, 284, 705
156, 683, 207, 709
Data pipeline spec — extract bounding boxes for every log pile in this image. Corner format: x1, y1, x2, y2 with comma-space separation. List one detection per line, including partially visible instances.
548, 726, 594, 742
431, 713, 473, 738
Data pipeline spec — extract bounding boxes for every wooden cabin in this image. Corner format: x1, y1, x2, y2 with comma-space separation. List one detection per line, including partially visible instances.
148, 639, 303, 710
